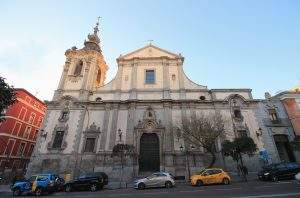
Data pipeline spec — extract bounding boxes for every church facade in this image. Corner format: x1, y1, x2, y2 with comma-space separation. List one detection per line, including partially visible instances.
27, 25, 276, 180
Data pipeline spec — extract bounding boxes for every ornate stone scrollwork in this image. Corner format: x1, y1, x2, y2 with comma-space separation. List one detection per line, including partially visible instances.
84, 122, 101, 134
135, 106, 164, 131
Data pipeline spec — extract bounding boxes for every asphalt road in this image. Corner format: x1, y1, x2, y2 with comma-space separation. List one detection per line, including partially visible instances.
2, 180, 300, 198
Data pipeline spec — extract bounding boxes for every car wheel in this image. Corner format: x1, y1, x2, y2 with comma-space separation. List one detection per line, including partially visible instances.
271, 175, 278, 182
138, 183, 145, 190
35, 188, 43, 196
65, 184, 72, 192
196, 180, 203, 187
165, 181, 173, 188
13, 188, 21, 196
90, 183, 97, 192
223, 178, 230, 185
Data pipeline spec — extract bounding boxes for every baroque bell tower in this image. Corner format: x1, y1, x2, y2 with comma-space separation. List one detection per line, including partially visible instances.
54, 20, 108, 101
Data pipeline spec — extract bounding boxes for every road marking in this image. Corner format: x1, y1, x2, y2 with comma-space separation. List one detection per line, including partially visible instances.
254, 185, 274, 189
107, 193, 134, 197
231, 192, 300, 198
215, 187, 242, 191
143, 192, 169, 195
275, 181, 293, 184
179, 189, 204, 193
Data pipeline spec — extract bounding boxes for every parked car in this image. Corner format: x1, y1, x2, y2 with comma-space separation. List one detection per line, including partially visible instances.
258, 162, 300, 182
190, 168, 231, 186
64, 172, 108, 192
133, 172, 175, 190
295, 172, 300, 182
11, 173, 63, 196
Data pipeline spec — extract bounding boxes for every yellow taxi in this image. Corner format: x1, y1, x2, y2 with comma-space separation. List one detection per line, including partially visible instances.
190, 168, 231, 186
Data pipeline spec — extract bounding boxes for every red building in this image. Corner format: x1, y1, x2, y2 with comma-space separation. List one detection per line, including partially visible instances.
280, 88, 300, 138
0, 88, 46, 174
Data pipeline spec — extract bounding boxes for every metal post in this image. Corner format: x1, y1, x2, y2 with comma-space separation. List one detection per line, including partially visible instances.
186, 150, 191, 181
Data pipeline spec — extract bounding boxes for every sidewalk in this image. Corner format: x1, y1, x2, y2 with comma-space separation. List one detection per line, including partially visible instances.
0, 185, 10, 193
230, 172, 258, 183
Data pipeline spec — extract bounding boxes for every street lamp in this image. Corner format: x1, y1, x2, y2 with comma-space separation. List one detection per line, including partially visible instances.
256, 127, 263, 138
39, 129, 47, 139
180, 144, 192, 181
118, 129, 122, 143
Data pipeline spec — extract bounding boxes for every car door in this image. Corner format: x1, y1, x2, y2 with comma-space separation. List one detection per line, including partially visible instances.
286, 163, 300, 179
212, 169, 223, 184
146, 174, 159, 187
207, 170, 218, 184
276, 164, 288, 179
156, 173, 167, 187
202, 170, 214, 184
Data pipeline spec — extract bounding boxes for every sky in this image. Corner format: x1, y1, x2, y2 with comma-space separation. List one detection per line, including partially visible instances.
0, 0, 299, 101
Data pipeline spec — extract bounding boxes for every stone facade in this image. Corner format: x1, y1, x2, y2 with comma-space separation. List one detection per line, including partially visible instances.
257, 92, 298, 165
27, 25, 277, 180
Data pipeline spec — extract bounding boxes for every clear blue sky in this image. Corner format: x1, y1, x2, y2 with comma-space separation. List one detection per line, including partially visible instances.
0, 0, 299, 100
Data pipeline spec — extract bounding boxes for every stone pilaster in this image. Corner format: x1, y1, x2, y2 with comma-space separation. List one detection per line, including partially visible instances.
79, 61, 91, 100
126, 103, 136, 145
130, 60, 138, 99
108, 104, 120, 150
163, 59, 171, 99
163, 102, 173, 152
100, 104, 111, 151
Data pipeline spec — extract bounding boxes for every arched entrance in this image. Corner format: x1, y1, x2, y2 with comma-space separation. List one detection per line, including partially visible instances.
274, 134, 295, 162
139, 133, 160, 172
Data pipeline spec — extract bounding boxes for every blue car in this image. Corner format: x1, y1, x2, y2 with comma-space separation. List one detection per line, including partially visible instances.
11, 173, 63, 196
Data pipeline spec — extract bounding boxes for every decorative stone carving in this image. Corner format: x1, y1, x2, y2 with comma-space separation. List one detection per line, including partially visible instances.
135, 106, 164, 131
84, 122, 101, 134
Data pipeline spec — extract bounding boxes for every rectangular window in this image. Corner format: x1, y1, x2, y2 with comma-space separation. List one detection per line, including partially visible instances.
52, 131, 64, 149
145, 70, 155, 84
237, 130, 247, 137
4, 139, 14, 155
268, 109, 279, 123
12, 122, 22, 135
18, 142, 26, 156
84, 138, 96, 152
38, 116, 43, 127
25, 96, 31, 103
28, 112, 36, 124
23, 126, 31, 139
18, 107, 27, 120
233, 109, 242, 119
28, 144, 34, 156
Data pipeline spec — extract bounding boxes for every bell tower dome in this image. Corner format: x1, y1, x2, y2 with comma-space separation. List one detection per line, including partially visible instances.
54, 20, 108, 100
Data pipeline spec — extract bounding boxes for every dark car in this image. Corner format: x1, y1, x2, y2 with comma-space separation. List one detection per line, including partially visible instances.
258, 162, 300, 182
64, 172, 108, 192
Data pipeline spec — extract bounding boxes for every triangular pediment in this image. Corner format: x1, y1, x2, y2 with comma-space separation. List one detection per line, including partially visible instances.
120, 44, 180, 59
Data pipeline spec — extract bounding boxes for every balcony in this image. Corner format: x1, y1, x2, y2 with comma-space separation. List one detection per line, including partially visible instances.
262, 118, 291, 127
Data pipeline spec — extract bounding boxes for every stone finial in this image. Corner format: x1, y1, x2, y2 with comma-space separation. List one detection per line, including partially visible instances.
265, 92, 271, 99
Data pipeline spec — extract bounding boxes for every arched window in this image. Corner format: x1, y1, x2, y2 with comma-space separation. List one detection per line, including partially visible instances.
74, 60, 83, 76
96, 69, 101, 84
